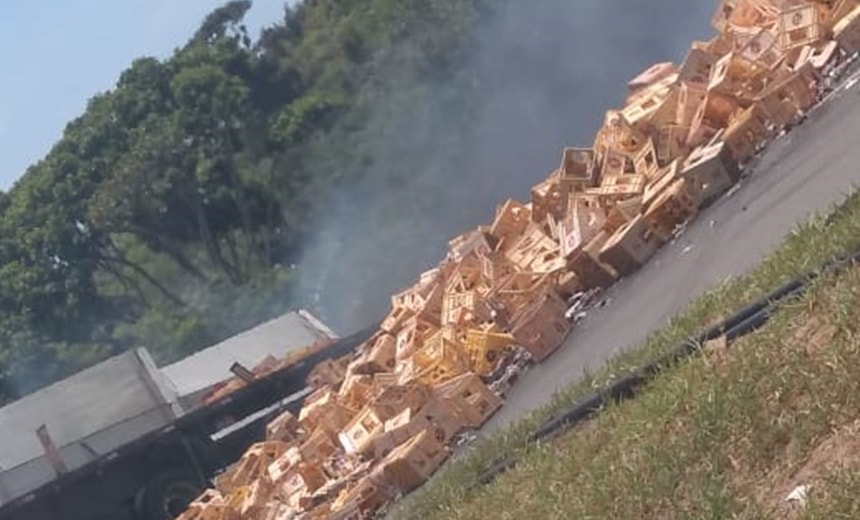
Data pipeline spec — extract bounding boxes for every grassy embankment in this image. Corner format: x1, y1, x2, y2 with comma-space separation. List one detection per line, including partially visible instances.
391, 185, 860, 519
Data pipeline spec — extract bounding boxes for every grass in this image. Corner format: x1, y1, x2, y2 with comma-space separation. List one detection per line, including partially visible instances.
389, 186, 860, 520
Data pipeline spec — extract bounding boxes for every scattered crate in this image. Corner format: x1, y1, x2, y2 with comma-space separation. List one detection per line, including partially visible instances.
178, 1, 852, 517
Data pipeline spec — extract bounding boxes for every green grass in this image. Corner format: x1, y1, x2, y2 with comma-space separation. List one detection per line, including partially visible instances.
389, 186, 860, 520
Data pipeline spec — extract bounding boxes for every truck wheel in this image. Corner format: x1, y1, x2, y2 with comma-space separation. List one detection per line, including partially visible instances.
135, 469, 203, 520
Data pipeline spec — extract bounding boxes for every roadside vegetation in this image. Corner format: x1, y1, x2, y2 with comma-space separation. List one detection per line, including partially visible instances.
391, 187, 860, 519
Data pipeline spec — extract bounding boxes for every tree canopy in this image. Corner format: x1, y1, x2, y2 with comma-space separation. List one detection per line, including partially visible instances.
0, 0, 498, 403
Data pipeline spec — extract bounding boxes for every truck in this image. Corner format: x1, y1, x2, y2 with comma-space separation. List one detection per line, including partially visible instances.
0, 310, 376, 520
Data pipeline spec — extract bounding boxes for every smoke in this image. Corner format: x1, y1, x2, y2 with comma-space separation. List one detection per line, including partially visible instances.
290, 0, 716, 333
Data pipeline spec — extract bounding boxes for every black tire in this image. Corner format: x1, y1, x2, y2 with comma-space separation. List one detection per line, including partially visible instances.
134, 469, 203, 520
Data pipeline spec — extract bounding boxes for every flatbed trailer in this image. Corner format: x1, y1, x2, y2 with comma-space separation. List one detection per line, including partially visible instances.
0, 324, 376, 520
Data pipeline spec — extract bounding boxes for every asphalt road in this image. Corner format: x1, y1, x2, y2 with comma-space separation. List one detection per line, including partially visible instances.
481, 71, 860, 436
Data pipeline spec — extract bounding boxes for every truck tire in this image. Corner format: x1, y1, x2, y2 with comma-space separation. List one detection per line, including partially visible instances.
134, 469, 203, 520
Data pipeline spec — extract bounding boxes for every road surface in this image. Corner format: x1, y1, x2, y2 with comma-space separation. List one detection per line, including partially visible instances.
482, 71, 860, 435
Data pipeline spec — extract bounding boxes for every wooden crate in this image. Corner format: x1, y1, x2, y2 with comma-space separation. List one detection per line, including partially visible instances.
621, 80, 678, 129
176, 490, 238, 520
826, 0, 860, 31
230, 442, 289, 489
328, 477, 393, 520
646, 86, 681, 131
509, 288, 571, 362
676, 82, 708, 127
656, 124, 691, 164
394, 315, 438, 361
490, 199, 532, 244
445, 252, 487, 295
484, 271, 552, 323
338, 405, 389, 455
295, 427, 340, 466
600, 148, 632, 178
585, 175, 646, 205
266, 411, 301, 444
504, 223, 564, 274
305, 355, 350, 390
410, 338, 470, 387
779, 4, 824, 51
462, 328, 516, 376
374, 383, 432, 416
632, 140, 660, 180
380, 305, 412, 335
557, 198, 607, 261
441, 289, 481, 326
723, 103, 771, 163
479, 250, 517, 286
686, 91, 741, 150
338, 373, 376, 412
738, 26, 784, 70
678, 47, 718, 86
236, 477, 274, 518
277, 464, 328, 508
680, 141, 741, 205
374, 429, 450, 494
418, 396, 468, 442
391, 276, 444, 320
627, 62, 678, 96
834, 4, 860, 54
643, 159, 682, 208
700, 31, 735, 56
708, 52, 764, 99
351, 332, 397, 375
555, 270, 584, 300
368, 409, 433, 459
299, 386, 337, 432
711, 0, 738, 32
530, 175, 568, 224
603, 205, 629, 236
567, 247, 617, 291
433, 373, 503, 428
754, 68, 818, 127
596, 111, 648, 155
259, 500, 295, 520
598, 215, 664, 276
615, 195, 644, 221
559, 147, 600, 191
727, 0, 780, 28
448, 229, 496, 262
643, 178, 699, 241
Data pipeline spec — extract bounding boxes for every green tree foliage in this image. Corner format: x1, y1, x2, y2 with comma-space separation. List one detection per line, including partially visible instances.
0, 0, 499, 403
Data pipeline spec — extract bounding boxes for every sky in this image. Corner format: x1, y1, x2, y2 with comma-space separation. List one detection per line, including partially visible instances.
0, 0, 291, 190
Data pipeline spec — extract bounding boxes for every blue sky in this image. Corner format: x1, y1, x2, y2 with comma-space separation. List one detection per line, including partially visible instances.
0, 0, 291, 190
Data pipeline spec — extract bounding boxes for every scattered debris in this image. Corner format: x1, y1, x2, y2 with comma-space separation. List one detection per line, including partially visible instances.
724, 183, 742, 199
784, 484, 810, 506
176, 2, 860, 518
454, 431, 479, 449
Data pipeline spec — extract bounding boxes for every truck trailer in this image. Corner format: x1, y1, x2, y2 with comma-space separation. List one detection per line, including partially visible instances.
0, 310, 375, 520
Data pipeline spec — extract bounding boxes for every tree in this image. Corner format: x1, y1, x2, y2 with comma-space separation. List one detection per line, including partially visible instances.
0, 0, 503, 396
193, 0, 252, 45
